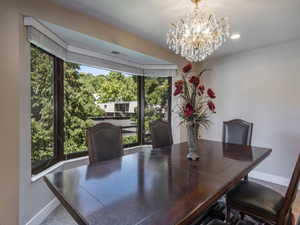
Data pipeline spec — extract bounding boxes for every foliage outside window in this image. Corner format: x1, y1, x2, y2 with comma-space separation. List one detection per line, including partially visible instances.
30, 44, 171, 174
64, 65, 139, 155
31, 46, 55, 171
144, 77, 170, 143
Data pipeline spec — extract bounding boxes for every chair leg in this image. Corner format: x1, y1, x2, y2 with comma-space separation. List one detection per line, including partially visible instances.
240, 212, 245, 220
226, 205, 231, 224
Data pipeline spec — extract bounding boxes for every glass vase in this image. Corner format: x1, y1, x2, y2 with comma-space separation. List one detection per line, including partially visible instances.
186, 123, 200, 160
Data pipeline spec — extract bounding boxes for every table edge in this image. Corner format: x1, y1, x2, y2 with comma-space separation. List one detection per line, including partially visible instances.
44, 176, 89, 225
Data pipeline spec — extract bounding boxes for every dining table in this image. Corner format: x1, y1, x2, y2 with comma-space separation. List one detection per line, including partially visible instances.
44, 139, 272, 225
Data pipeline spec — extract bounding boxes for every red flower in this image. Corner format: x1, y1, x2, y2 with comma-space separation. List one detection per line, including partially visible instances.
173, 80, 184, 96
184, 103, 194, 118
182, 63, 192, 73
207, 101, 216, 113
198, 85, 205, 95
207, 88, 216, 99
175, 80, 184, 88
174, 88, 182, 96
189, 76, 200, 87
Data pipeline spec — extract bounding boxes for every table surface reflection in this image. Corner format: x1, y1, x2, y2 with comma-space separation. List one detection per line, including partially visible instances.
44, 139, 271, 225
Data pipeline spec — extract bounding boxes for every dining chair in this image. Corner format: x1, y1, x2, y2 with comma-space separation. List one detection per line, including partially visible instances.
87, 123, 123, 164
223, 119, 253, 180
150, 119, 173, 148
223, 119, 253, 146
226, 154, 300, 225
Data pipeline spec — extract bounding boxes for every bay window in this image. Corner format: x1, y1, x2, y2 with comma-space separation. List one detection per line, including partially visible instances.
31, 44, 172, 174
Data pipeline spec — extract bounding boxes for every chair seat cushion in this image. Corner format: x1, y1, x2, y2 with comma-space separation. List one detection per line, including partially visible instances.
227, 181, 284, 221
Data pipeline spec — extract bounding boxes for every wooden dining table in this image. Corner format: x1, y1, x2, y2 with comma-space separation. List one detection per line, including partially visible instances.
44, 139, 271, 225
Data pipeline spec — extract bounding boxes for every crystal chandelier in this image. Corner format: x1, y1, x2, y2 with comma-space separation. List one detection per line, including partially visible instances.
166, 0, 230, 62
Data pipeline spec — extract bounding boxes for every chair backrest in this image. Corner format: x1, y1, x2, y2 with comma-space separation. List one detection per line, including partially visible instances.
87, 123, 123, 164
278, 154, 300, 225
150, 119, 173, 148
223, 119, 253, 146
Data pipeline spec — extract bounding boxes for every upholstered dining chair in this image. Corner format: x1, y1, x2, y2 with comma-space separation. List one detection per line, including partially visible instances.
87, 123, 123, 164
226, 154, 300, 225
223, 119, 253, 180
223, 119, 253, 146
150, 119, 173, 148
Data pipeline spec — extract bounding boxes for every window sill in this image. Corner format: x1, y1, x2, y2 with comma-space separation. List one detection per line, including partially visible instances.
31, 161, 64, 183
31, 145, 151, 183
31, 156, 88, 183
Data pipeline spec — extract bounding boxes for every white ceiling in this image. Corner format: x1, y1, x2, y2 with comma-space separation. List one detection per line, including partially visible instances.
50, 0, 300, 59
41, 20, 173, 65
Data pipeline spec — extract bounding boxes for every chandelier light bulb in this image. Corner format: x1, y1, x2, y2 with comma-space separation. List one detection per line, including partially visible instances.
230, 33, 241, 40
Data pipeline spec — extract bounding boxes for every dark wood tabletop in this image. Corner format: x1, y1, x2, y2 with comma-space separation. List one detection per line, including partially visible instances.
44, 139, 271, 225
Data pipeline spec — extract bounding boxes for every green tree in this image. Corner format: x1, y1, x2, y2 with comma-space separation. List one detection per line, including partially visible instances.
144, 77, 170, 141
31, 47, 55, 162
95, 72, 139, 145
31, 47, 105, 160
64, 63, 105, 154
96, 72, 137, 103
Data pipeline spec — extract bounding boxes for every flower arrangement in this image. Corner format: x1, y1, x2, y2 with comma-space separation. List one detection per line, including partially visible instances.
174, 63, 216, 160
174, 63, 216, 127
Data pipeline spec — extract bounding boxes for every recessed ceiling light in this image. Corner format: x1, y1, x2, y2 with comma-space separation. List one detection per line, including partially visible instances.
230, 33, 241, 40
111, 51, 120, 55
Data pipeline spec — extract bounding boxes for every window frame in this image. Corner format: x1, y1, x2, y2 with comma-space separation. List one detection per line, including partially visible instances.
31, 44, 172, 174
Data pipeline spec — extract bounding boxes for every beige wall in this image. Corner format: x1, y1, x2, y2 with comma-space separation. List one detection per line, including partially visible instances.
0, 8, 22, 225
1, 1, 191, 224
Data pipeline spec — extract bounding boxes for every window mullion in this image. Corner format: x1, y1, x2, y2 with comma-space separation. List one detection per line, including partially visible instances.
168, 77, 172, 123
138, 76, 145, 145
54, 57, 65, 162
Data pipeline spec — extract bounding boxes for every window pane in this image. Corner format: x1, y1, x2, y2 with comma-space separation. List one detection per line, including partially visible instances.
64, 65, 139, 155
64, 63, 102, 154
31, 46, 55, 170
144, 77, 170, 143
94, 72, 139, 146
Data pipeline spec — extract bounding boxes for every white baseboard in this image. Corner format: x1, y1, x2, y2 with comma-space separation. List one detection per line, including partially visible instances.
249, 170, 298, 189
25, 198, 60, 225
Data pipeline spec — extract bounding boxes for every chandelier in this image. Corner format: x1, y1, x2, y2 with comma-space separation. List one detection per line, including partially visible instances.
166, 0, 230, 62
